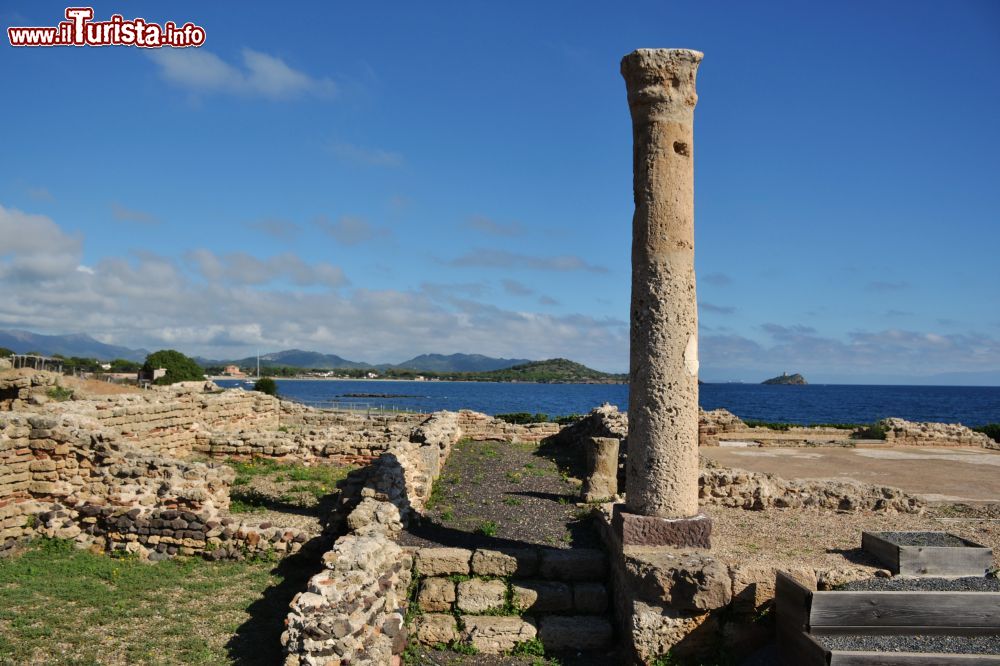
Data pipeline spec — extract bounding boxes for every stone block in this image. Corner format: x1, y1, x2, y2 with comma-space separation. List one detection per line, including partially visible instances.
539, 548, 607, 581
573, 582, 608, 614
629, 600, 717, 662
510, 580, 572, 613
414, 613, 459, 645
538, 615, 613, 651
613, 506, 711, 548
471, 548, 538, 577
461, 616, 537, 654
624, 549, 731, 612
456, 578, 506, 613
417, 577, 455, 612
414, 547, 472, 576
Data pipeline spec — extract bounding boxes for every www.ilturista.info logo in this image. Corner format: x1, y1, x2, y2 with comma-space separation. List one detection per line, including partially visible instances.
8, 7, 206, 48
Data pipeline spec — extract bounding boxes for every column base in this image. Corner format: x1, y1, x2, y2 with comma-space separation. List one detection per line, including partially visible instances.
612, 505, 711, 548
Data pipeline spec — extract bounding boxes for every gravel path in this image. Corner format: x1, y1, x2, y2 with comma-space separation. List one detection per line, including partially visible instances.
404, 645, 617, 665
839, 576, 1000, 592
819, 634, 1000, 654
876, 531, 970, 547
399, 438, 601, 550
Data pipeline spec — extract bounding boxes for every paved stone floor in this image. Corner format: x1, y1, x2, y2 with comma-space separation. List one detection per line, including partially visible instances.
702, 445, 1000, 503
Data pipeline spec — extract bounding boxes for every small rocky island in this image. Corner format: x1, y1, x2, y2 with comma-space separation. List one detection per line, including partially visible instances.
762, 372, 808, 385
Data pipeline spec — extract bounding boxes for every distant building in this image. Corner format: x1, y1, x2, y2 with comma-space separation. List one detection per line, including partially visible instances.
366, 372, 379, 379
223, 365, 246, 378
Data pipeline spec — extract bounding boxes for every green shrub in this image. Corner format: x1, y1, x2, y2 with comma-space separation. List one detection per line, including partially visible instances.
142, 349, 204, 385
554, 414, 584, 425
853, 423, 888, 440
45, 386, 74, 402
974, 424, 1000, 444
254, 377, 278, 396
495, 412, 548, 425
476, 520, 498, 536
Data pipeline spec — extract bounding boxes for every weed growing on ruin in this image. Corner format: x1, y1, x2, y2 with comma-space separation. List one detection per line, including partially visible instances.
505, 470, 523, 483
476, 520, 498, 537
502, 496, 523, 506
511, 637, 546, 657
45, 385, 74, 401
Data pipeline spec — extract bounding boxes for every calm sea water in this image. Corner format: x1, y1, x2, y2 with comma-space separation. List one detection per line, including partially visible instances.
214, 379, 1000, 427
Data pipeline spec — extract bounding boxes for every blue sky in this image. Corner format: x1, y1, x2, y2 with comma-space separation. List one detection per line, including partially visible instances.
1, 1, 998, 383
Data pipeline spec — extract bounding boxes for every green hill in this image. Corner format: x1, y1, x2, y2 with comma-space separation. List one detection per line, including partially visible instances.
463, 358, 625, 384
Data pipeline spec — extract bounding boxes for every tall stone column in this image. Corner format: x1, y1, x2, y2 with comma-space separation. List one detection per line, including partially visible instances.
617, 48, 710, 548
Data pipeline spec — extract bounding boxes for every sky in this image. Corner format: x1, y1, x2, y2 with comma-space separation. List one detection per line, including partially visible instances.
1, 1, 998, 384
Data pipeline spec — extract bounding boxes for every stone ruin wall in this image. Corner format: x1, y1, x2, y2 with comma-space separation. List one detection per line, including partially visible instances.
282, 411, 462, 666
455, 409, 561, 443
881, 417, 994, 448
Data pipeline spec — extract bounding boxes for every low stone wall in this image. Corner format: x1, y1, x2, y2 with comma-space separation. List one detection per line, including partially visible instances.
455, 410, 561, 443
409, 546, 613, 654
699, 465, 924, 513
880, 417, 993, 448
282, 411, 463, 665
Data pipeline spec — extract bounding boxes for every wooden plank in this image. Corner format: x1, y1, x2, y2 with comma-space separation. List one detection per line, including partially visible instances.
862, 532, 901, 574
776, 624, 828, 666
898, 545, 993, 577
811, 591, 1000, 629
814, 625, 1000, 636
776, 570, 814, 631
830, 651, 1000, 665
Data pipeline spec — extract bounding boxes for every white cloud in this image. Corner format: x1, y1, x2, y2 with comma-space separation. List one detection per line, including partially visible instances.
148, 48, 336, 99
466, 215, 524, 237
446, 248, 608, 273
328, 141, 403, 167
111, 202, 160, 226
186, 249, 348, 288
314, 215, 390, 246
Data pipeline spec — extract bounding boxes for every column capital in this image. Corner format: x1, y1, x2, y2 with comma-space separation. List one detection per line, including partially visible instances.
621, 48, 702, 111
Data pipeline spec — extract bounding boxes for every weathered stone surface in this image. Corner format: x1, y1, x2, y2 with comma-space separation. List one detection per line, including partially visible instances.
538, 548, 607, 581
538, 615, 613, 651
629, 601, 716, 662
623, 548, 731, 611
471, 548, 538, 577
456, 578, 507, 613
414, 613, 459, 645
573, 582, 608, 614
615, 507, 712, 548
414, 547, 472, 576
622, 48, 703, 519
582, 437, 619, 502
700, 466, 923, 514
881, 417, 994, 448
417, 577, 455, 612
511, 580, 573, 613
461, 616, 537, 654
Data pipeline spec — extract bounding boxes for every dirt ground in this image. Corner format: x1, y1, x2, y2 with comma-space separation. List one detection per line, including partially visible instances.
702, 444, 1000, 503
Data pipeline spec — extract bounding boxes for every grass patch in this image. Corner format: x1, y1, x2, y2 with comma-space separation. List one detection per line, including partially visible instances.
476, 520, 498, 537
0, 538, 297, 665
45, 386, 74, 402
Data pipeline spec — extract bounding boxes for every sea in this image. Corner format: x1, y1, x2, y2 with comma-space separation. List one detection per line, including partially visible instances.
213, 379, 1000, 427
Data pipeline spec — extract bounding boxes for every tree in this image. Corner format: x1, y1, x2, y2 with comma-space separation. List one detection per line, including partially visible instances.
142, 350, 205, 385
254, 377, 278, 396
110, 358, 141, 373
0, 347, 13, 358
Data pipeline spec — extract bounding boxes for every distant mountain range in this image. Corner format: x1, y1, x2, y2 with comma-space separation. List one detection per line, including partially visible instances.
0, 329, 149, 362
0, 330, 533, 374
215, 350, 534, 373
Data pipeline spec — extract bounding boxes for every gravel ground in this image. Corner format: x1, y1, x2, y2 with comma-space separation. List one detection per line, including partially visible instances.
405, 646, 618, 665
707, 502, 1000, 572
876, 531, 970, 547
839, 576, 1000, 591
818, 634, 1000, 654
399, 438, 601, 550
